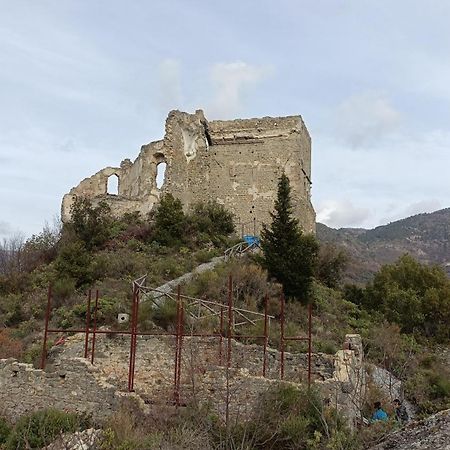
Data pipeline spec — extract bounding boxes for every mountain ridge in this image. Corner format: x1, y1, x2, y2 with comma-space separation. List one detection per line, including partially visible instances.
316, 208, 450, 284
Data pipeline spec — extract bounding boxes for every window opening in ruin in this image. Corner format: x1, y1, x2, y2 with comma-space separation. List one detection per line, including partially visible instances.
107, 174, 119, 195
156, 162, 167, 189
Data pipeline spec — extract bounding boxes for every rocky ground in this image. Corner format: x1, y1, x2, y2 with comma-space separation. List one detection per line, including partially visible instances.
370, 409, 450, 450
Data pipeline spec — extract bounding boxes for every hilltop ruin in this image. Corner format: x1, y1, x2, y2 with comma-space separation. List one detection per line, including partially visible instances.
61, 110, 316, 234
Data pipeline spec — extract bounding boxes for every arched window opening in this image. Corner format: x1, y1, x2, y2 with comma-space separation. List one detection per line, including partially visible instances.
156, 162, 167, 189
107, 174, 119, 195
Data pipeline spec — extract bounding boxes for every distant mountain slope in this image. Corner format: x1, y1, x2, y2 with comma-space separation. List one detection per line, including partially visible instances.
316, 208, 450, 284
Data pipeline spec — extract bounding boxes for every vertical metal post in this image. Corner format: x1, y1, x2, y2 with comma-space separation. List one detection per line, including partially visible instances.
84, 290, 92, 359
176, 295, 184, 400
308, 302, 312, 387
227, 275, 233, 368
280, 292, 285, 380
219, 306, 224, 365
173, 286, 181, 405
241, 223, 244, 239
253, 217, 256, 235
40, 284, 52, 370
130, 289, 140, 392
263, 294, 269, 377
128, 284, 138, 392
90, 290, 99, 364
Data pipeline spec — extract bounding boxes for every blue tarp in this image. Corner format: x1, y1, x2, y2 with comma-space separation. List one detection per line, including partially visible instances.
243, 235, 260, 246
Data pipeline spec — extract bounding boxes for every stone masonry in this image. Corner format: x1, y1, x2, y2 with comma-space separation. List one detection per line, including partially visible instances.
1, 333, 364, 427
61, 110, 316, 234
0, 357, 119, 423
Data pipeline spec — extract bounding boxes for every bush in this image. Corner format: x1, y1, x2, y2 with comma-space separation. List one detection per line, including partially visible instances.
52, 277, 76, 302
152, 194, 187, 247
54, 240, 93, 288
404, 356, 450, 415
365, 255, 450, 341
66, 197, 112, 250
188, 200, 235, 244
213, 384, 357, 450
315, 243, 349, 288
5, 409, 88, 450
152, 300, 179, 331
0, 417, 12, 445
0, 329, 24, 359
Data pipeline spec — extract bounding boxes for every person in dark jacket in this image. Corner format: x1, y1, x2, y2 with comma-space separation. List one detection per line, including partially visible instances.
393, 399, 409, 424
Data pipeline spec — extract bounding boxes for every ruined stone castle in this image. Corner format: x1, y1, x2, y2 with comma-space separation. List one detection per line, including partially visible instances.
62, 110, 315, 234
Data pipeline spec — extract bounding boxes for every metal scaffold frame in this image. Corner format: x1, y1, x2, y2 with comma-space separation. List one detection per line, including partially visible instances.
41, 275, 313, 406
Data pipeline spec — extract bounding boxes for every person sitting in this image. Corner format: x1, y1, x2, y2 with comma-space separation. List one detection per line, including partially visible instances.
371, 401, 388, 422
393, 399, 409, 425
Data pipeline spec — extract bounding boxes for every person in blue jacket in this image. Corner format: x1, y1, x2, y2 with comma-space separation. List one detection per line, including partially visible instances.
371, 401, 388, 422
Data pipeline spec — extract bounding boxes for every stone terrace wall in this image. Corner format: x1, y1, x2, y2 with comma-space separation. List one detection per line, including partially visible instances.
0, 357, 119, 424
1, 333, 364, 426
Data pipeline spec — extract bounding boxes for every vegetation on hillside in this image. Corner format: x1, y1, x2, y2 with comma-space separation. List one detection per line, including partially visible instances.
0, 195, 236, 364
0, 180, 449, 448
316, 207, 450, 283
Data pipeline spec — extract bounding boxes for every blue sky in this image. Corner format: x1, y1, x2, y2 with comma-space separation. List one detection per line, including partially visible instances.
1, 0, 449, 238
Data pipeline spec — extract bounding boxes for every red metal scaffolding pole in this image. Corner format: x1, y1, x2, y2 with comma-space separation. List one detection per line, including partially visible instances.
219, 306, 224, 365
263, 293, 269, 377
308, 302, 312, 387
173, 285, 183, 405
90, 290, 99, 364
176, 295, 184, 401
40, 284, 52, 370
227, 274, 233, 368
280, 292, 285, 380
128, 284, 139, 392
84, 290, 92, 359
132, 289, 140, 391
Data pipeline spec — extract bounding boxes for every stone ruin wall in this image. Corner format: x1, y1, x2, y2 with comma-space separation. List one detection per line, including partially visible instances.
61, 110, 316, 234
1, 334, 364, 426
0, 357, 119, 424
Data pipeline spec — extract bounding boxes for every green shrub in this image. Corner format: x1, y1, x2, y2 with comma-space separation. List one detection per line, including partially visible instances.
54, 240, 93, 287
152, 194, 187, 247
67, 197, 112, 250
5, 409, 88, 450
209, 384, 356, 450
152, 301, 179, 331
22, 343, 43, 367
188, 200, 235, 243
52, 277, 76, 302
364, 255, 450, 341
0, 417, 12, 445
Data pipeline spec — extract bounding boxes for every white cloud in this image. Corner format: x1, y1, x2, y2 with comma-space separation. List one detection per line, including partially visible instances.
334, 92, 401, 148
157, 59, 182, 115
380, 199, 442, 225
316, 199, 371, 228
207, 61, 272, 118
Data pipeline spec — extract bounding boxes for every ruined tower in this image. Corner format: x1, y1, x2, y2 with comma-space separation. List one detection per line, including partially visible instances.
61, 110, 316, 234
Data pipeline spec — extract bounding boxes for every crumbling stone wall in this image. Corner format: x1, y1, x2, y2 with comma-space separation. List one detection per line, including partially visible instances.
317, 334, 366, 425
1, 333, 364, 426
62, 110, 316, 234
0, 357, 119, 423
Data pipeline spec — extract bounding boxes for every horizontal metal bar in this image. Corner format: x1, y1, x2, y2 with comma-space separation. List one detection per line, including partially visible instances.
283, 337, 309, 341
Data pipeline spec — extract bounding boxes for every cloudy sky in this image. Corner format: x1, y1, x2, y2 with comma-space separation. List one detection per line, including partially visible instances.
1, 0, 449, 239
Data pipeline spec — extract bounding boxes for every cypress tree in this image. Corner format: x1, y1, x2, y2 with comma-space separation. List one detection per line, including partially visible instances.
261, 173, 318, 303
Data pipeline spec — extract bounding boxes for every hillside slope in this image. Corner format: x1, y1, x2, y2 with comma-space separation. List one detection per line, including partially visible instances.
370, 409, 450, 450
316, 208, 450, 284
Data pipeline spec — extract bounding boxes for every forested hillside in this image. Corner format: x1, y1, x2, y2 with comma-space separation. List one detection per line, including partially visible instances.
317, 208, 450, 284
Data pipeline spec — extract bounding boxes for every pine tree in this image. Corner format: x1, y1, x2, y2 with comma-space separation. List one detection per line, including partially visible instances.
260, 173, 318, 303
